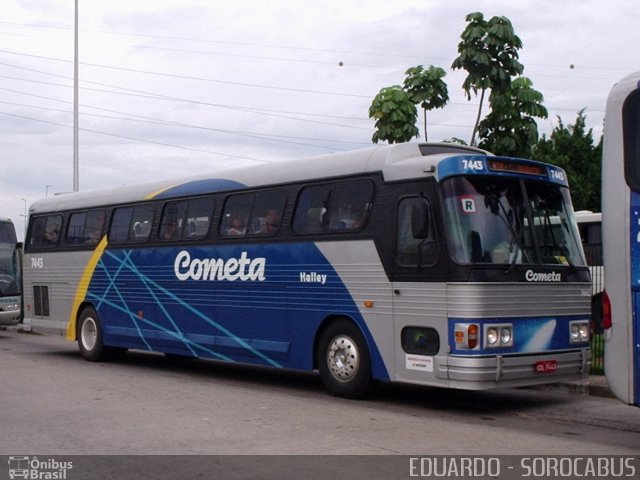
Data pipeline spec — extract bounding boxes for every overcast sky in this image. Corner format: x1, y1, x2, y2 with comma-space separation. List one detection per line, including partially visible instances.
1, 0, 637, 240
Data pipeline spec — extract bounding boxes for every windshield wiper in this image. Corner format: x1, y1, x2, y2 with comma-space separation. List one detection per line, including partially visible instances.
492, 199, 531, 273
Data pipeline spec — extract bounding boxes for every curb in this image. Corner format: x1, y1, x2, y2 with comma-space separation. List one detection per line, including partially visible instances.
531, 377, 615, 399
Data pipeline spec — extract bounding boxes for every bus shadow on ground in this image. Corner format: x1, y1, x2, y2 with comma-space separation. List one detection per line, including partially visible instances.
46, 345, 572, 414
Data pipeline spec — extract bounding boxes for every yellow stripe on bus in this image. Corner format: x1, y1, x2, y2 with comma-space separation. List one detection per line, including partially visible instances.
66, 236, 109, 340
145, 187, 174, 200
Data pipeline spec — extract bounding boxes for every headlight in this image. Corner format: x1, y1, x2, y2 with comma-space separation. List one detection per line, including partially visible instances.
500, 327, 512, 345
484, 323, 513, 348
570, 320, 590, 344
487, 327, 499, 345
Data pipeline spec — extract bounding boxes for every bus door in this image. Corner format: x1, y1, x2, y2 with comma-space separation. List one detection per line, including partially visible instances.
629, 198, 640, 406
391, 189, 447, 384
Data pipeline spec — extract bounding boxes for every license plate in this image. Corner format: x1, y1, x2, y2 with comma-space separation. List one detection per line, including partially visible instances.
534, 360, 558, 373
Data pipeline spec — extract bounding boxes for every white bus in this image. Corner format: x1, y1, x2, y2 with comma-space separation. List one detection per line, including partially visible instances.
23, 143, 591, 398
575, 211, 603, 296
601, 71, 640, 406
0, 217, 22, 327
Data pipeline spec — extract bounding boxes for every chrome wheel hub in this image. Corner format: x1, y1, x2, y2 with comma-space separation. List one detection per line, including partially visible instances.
327, 335, 359, 383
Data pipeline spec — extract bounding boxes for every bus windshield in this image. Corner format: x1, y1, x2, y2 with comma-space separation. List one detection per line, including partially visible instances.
442, 176, 586, 267
0, 222, 20, 297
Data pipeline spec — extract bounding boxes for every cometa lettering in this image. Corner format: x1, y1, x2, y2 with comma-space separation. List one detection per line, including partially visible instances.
174, 250, 266, 282
525, 270, 561, 282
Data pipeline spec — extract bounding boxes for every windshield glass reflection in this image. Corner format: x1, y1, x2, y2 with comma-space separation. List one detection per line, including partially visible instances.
441, 176, 586, 267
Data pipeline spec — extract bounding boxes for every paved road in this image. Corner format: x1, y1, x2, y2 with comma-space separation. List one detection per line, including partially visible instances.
1, 328, 639, 459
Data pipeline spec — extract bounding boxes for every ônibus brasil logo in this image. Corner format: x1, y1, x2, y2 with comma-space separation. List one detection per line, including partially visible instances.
8, 456, 73, 480
174, 250, 266, 282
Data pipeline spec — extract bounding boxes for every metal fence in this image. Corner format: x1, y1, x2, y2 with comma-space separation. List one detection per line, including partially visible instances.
591, 332, 604, 375
583, 243, 604, 375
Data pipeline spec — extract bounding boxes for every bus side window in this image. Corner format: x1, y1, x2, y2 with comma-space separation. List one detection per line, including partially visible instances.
185, 197, 215, 239
109, 208, 133, 244
130, 205, 154, 242
29, 214, 63, 249
109, 204, 154, 244
219, 194, 253, 238
159, 201, 188, 241
292, 185, 330, 234
396, 197, 438, 267
292, 181, 373, 234
66, 210, 105, 245
326, 180, 373, 231
248, 190, 285, 236
66, 212, 87, 244
160, 198, 215, 241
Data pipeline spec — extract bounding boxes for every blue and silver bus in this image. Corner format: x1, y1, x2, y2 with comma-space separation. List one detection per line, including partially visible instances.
23, 143, 591, 398
0, 217, 22, 327
602, 71, 640, 406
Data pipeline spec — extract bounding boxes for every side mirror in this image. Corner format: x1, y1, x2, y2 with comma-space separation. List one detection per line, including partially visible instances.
411, 202, 430, 239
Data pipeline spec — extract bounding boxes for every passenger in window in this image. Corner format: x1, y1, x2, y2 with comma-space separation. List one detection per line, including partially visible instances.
259, 208, 281, 235
86, 229, 102, 244
44, 225, 59, 244
350, 207, 366, 230
226, 214, 246, 236
161, 220, 179, 240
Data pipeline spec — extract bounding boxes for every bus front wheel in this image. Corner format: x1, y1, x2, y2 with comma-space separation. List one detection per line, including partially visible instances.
317, 319, 374, 399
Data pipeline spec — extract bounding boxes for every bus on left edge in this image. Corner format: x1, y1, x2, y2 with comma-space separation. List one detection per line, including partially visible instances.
0, 217, 22, 327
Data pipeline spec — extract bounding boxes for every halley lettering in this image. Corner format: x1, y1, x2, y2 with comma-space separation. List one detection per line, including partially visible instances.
174, 250, 266, 281
525, 270, 561, 282
299, 272, 327, 285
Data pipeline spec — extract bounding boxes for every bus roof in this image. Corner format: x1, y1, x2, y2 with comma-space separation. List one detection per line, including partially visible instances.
29, 143, 489, 214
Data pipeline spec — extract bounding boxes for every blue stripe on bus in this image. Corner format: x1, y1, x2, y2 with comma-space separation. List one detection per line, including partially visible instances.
85, 242, 390, 379
447, 315, 590, 355
153, 178, 246, 199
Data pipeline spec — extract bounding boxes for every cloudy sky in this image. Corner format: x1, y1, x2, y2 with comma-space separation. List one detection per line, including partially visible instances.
1, 0, 637, 240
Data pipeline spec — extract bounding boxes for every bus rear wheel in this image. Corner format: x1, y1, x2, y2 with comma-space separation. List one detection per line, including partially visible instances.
317, 319, 374, 399
77, 307, 123, 361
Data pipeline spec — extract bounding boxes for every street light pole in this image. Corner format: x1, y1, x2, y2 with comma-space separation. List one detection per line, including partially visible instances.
21, 198, 27, 238
73, 0, 79, 192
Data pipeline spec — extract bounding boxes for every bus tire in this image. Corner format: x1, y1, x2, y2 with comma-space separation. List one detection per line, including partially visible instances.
77, 306, 110, 362
317, 319, 374, 399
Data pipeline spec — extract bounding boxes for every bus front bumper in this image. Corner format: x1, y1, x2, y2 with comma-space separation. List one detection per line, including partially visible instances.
437, 349, 590, 390
0, 304, 21, 326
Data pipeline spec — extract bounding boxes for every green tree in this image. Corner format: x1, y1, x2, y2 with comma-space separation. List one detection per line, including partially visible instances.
451, 12, 524, 145
532, 111, 602, 211
477, 77, 548, 158
402, 65, 449, 141
368, 85, 419, 144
